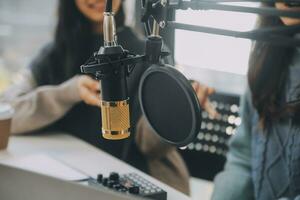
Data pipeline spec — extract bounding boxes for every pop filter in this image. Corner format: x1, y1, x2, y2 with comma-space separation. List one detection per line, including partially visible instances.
139, 64, 202, 147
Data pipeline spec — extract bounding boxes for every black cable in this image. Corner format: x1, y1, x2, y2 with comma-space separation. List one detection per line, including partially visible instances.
106, 0, 112, 12
144, 22, 151, 36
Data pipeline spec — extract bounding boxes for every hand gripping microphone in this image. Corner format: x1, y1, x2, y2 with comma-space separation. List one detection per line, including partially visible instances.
81, 0, 134, 140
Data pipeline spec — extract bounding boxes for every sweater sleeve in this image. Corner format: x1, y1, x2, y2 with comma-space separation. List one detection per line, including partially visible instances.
212, 89, 255, 200
135, 116, 176, 158
0, 70, 81, 135
135, 116, 190, 195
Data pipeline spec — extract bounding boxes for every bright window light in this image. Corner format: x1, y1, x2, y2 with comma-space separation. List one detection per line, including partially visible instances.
175, 3, 258, 75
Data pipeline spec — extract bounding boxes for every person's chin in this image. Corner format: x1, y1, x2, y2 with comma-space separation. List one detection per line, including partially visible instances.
89, 14, 104, 23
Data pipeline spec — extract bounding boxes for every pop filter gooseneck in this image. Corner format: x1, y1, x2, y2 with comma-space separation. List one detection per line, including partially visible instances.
139, 64, 202, 147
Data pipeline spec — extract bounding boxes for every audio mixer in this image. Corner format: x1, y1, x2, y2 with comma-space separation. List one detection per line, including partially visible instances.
79, 172, 167, 200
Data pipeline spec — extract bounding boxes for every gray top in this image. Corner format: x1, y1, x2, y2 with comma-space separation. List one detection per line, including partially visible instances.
212, 48, 300, 200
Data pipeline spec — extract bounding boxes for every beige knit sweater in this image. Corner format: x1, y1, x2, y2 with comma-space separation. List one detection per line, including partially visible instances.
0, 70, 190, 195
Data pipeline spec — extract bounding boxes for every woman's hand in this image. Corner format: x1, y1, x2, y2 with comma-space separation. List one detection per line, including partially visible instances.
77, 75, 101, 106
191, 81, 219, 119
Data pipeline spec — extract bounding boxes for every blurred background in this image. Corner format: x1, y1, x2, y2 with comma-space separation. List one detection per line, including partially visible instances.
0, 1, 258, 199
0, 0, 56, 91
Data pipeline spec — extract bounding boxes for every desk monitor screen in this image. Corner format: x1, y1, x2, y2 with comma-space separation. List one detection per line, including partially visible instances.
0, 164, 144, 200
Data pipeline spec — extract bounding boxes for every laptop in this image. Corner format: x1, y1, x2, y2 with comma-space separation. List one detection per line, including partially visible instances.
0, 163, 144, 200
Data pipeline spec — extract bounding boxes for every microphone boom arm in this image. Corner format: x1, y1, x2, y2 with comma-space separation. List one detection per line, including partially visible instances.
142, 0, 300, 46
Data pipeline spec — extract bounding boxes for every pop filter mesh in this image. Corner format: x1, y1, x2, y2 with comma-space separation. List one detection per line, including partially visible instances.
139, 65, 201, 146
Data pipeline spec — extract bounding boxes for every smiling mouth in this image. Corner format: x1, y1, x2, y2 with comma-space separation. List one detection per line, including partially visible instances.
88, 2, 105, 12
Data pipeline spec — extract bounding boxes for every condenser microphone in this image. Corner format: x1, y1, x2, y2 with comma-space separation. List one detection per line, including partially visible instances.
98, 0, 130, 140
81, 0, 145, 140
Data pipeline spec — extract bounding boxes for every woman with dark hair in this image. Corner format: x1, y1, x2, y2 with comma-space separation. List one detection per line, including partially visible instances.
0, 0, 217, 195
212, 3, 300, 200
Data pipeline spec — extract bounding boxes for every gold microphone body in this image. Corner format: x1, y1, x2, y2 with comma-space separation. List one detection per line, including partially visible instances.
101, 99, 130, 140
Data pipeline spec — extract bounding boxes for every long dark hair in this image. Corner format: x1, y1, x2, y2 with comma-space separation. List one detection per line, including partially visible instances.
248, 3, 299, 127
54, 0, 125, 81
